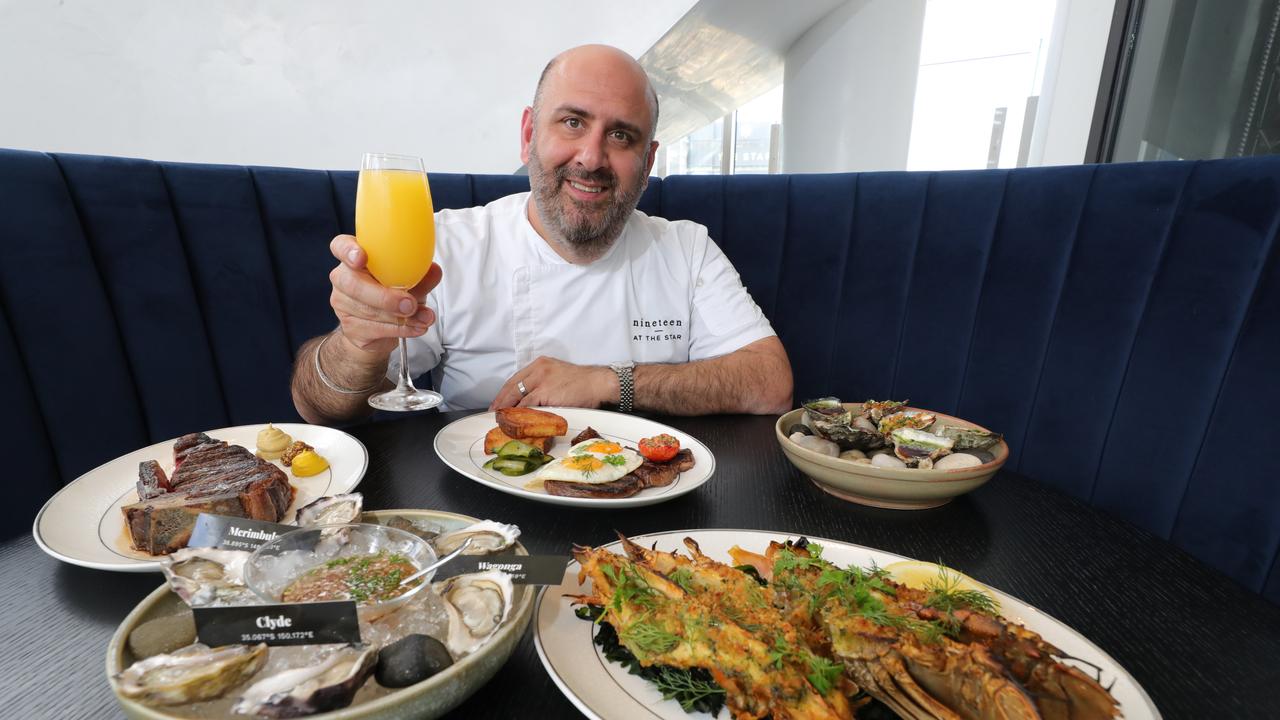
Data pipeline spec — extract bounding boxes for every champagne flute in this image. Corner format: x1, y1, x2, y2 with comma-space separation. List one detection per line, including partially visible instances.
355, 152, 443, 411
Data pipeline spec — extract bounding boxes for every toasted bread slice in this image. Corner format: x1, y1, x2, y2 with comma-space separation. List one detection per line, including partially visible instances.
484, 426, 554, 455
496, 407, 568, 439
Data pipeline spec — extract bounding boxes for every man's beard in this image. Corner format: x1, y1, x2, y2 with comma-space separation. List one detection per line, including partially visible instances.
528, 141, 646, 261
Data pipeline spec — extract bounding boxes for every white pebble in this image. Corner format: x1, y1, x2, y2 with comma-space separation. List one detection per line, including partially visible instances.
934, 453, 982, 470
871, 454, 907, 469
791, 434, 840, 457
839, 449, 867, 461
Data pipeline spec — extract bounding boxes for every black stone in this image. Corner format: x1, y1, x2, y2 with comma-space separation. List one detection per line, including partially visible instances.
375, 633, 454, 688
787, 423, 812, 436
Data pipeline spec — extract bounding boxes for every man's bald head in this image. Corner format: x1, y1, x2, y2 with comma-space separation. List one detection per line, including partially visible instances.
531, 44, 660, 143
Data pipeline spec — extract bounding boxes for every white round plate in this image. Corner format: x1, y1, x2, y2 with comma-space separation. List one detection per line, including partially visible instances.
534, 529, 1161, 720
433, 408, 715, 508
32, 423, 368, 572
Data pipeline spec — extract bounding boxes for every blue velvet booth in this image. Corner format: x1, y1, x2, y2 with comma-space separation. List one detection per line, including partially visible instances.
2, 148, 1278, 604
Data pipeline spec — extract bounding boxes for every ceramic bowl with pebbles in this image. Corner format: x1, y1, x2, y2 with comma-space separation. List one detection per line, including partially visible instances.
775, 399, 1008, 509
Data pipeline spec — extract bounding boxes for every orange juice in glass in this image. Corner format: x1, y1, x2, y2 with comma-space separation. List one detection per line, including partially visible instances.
355, 153, 442, 411
356, 168, 435, 289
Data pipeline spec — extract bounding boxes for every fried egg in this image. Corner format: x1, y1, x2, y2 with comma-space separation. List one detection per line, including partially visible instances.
531, 439, 644, 486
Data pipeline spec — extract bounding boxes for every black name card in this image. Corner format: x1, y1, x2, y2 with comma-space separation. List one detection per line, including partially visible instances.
442, 555, 569, 585
188, 513, 295, 551
193, 601, 361, 647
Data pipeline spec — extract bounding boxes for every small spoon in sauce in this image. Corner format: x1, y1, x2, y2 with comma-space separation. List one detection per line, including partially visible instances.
399, 536, 474, 588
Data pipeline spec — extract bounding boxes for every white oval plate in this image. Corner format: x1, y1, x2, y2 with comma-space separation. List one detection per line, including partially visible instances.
32, 423, 368, 572
534, 529, 1161, 720
433, 408, 715, 508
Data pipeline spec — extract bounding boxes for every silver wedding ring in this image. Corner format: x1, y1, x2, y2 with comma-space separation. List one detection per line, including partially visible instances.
517, 380, 528, 396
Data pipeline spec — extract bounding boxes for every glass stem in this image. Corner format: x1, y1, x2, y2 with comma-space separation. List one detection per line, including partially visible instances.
396, 337, 416, 392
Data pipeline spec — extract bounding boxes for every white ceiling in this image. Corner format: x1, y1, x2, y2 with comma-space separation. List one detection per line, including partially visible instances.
0, 0, 697, 173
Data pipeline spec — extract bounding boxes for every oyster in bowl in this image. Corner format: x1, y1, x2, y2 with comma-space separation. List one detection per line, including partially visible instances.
778, 400, 1008, 509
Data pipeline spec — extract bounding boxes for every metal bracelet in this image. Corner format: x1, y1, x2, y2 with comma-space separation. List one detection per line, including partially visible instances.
313, 332, 382, 395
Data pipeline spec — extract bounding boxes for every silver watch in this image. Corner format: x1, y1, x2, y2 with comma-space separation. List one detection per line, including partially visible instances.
609, 361, 635, 413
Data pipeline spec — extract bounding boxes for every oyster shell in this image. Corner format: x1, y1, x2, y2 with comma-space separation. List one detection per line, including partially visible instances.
233, 645, 376, 718
934, 425, 1003, 451
862, 399, 907, 422
161, 548, 255, 607
116, 643, 267, 706
890, 427, 955, 469
877, 410, 936, 438
802, 397, 885, 450
434, 570, 514, 658
433, 520, 520, 556
294, 492, 363, 526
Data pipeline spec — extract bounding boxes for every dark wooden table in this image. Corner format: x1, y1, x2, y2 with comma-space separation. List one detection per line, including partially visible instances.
4, 411, 1279, 719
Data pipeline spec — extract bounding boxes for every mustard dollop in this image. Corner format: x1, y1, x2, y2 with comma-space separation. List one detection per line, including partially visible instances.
291, 449, 329, 477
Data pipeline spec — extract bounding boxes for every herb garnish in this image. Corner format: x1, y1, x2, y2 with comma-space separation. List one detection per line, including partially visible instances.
667, 567, 695, 593
621, 619, 681, 657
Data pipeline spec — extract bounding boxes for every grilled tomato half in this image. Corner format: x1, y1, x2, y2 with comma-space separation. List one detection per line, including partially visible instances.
638, 434, 681, 462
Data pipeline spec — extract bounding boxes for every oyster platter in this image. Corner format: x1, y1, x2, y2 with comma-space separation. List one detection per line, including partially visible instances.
107, 506, 535, 719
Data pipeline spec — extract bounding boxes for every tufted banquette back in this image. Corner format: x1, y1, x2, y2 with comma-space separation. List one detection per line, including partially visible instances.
2, 149, 1278, 603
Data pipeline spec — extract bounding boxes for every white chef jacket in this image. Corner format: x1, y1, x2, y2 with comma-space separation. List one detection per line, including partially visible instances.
391, 192, 776, 411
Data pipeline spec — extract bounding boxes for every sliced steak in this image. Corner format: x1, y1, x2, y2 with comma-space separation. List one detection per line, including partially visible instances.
571, 427, 602, 445
136, 460, 171, 500
122, 436, 294, 555
543, 448, 696, 499
543, 473, 644, 499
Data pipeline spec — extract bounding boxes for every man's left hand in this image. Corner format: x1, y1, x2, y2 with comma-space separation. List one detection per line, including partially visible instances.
490, 356, 618, 410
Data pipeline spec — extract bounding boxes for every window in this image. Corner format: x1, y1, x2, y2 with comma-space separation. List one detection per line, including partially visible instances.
907, 0, 1058, 170
662, 85, 783, 175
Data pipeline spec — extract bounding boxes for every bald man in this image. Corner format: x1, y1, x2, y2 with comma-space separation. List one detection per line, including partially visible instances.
293, 45, 793, 422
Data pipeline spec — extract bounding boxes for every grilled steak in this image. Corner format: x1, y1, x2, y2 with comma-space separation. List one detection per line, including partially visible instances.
122, 434, 293, 555
543, 448, 695, 499
627, 449, 695, 488
571, 426, 602, 444
136, 460, 171, 501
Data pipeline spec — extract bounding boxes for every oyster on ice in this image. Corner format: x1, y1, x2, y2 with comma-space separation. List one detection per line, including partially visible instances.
116, 643, 267, 706
432, 520, 520, 555
934, 424, 1003, 451
233, 645, 376, 718
161, 548, 255, 607
435, 570, 515, 658
294, 493, 363, 526
890, 427, 955, 469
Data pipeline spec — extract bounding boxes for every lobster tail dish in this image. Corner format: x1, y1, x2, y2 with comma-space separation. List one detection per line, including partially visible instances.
570, 536, 1120, 720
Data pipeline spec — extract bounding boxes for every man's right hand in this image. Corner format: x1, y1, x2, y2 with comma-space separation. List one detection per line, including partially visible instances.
328, 234, 443, 356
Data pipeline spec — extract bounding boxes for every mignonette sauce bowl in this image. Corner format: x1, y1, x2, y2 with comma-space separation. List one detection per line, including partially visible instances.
244, 522, 439, 621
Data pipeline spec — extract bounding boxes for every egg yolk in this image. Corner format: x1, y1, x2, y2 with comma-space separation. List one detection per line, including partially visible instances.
565, 455, 605, 472
582, 441, 623, 454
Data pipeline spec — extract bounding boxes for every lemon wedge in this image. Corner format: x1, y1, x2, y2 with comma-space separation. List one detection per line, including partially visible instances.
882, 560, 1001, 613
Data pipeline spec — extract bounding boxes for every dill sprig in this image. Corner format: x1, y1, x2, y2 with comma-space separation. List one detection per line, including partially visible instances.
655, 667, 727, 713
804, 654, 844, 695
766, 634, 845, 696
667, 567, 695, 593
621, 619, 681, 657
601, 563, 659, 613
602, 454, 628, 466
925, 564, 998, 616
